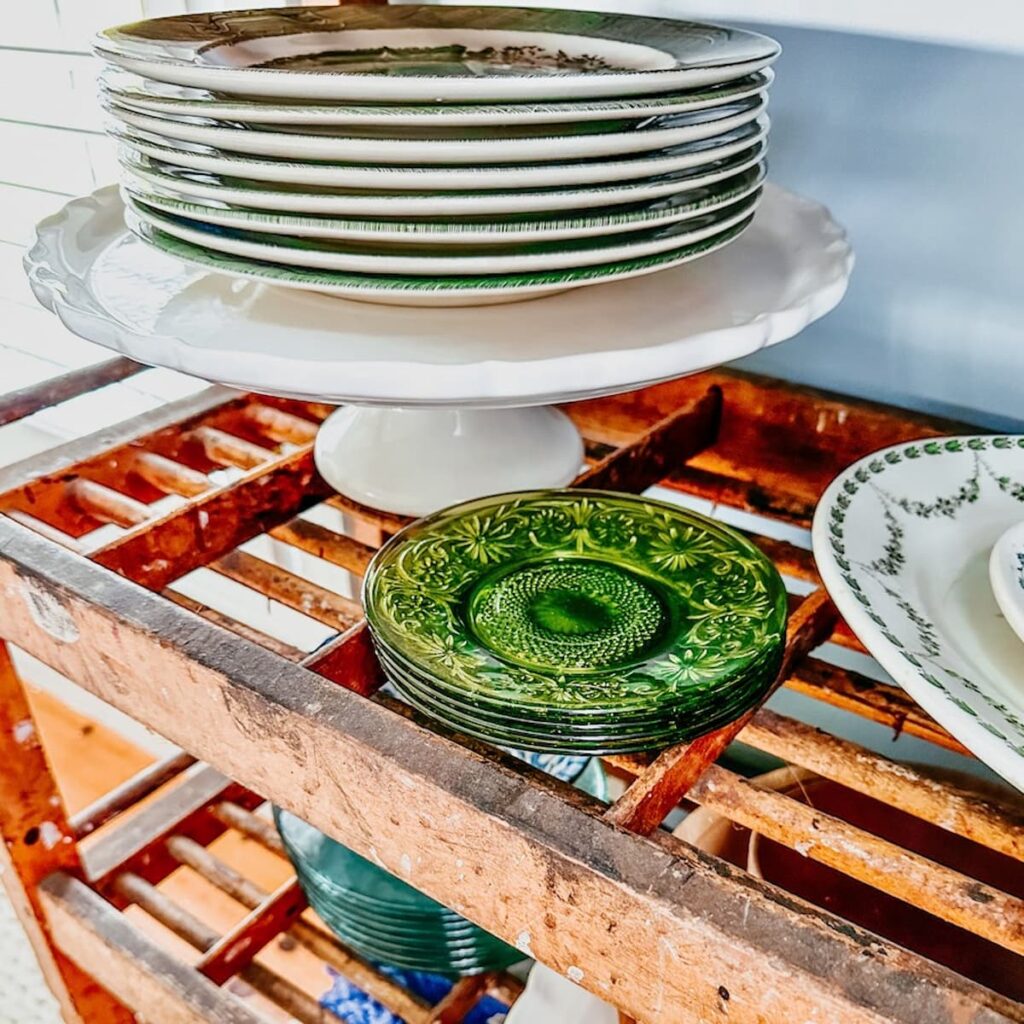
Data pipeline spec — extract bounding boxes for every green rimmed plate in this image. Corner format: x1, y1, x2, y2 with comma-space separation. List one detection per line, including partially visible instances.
104, 93, 766, 164
124, 205, 753, 307
107, 115, 768, 190
117, 139, 767, 217
125, 190, 761, 276
376, 640, 782, 730
121, 163, 765, 245
95, 6, 779, 102
363, 491, 787, 739
380, 651, 781, 754
99, 66, 772, 127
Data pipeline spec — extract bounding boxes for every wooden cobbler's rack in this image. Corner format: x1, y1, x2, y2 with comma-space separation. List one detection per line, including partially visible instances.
0, 362, 1021, 1024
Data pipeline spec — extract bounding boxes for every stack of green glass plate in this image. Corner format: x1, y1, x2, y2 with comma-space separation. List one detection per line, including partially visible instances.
275, 755, 605, 974
364, 490, 788, 754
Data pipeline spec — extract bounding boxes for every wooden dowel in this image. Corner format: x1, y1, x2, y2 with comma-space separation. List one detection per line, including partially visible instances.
244, 404, 319, 445
70, 751, 197, 838
114, 872, 329, 1023
210, 549, 362, 630
689, 765, 1024, 956
68, 479, 151, 528
738, 708, 1024, 861
187, 426, 277, 470
130, 451, 212, 498
784, 657, 966, 753
211, 803, 285, 857
269, 517, 376, 576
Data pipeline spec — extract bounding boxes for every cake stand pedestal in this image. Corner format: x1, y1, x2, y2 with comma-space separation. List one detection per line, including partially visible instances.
26, 182, 852, 516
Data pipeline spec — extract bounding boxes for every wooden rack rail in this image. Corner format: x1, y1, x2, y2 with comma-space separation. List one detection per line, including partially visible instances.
0, 367, 1022, 1024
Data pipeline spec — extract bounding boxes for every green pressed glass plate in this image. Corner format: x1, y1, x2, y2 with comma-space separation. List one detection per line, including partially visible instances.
382, 654, 780, 754
364, 491, 787, 726
376, 636, 781, 727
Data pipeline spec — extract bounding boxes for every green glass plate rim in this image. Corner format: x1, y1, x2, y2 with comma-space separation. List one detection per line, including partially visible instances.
364, 489, 788, 711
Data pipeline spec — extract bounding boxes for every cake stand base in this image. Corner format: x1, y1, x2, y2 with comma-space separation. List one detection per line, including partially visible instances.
313, 405, 584, 516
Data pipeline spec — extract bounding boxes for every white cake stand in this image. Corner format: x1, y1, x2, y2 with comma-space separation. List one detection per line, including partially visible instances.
26, 183, 852, 515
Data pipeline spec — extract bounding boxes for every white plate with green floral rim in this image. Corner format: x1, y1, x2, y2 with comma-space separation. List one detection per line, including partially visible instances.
99, 66, 772, 127
121, 163, 764, 244
126, 190, 758, 279
94, 6, 779, 102
108, 115, 768, 191
990, 522, 1024, 647
123, 193, 757, 301
118, 140, 766, 217
104, 94, 765, 164
813, 436, 1024, 792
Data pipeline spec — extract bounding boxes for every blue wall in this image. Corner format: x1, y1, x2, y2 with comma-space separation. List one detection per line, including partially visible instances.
733, 24, 1024, 430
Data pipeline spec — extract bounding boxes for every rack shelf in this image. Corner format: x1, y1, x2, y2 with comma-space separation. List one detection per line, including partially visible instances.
0, 367, 1022, 1024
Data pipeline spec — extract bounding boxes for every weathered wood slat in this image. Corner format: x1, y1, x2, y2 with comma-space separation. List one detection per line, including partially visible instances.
2, 521, 1019, 1024
605, 590, 837, 834
0, 642, 134, 1024
195, 876, 307, 986
82, 765, 259, 888
163, 590, 307, 663
687, 764, 1024, 954
40, 873, 256, 1024
784, 656, 966, 751
0, 357, 143, 428
211, 549, 362, 631
70, 750, 197, 839
91, 449, 330, 589
739, 708, 1024, 860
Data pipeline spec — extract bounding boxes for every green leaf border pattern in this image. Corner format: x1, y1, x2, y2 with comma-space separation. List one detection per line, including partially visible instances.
825, 436, 1024, 755
365, 492, 787, 713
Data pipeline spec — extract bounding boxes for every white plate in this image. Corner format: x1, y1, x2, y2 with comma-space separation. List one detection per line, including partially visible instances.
125, 189, 761, 275
119, 141, 767, 217
99, 66, 773, 127
990, 522, 1024, 646
104, 94, 766, 164
95, 6, 779, 102
110, 116, 769, 190
26, 182, 851, 400
121, 163, 765, 244
814, 437, 1024, 792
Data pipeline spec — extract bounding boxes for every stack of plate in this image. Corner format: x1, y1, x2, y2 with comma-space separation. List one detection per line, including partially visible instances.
94, 5, 779, 306
275, 754, 606, 974
363, 490, 789, 754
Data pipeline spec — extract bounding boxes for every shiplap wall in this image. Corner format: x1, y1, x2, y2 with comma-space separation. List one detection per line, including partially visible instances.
0, 0, 310, 462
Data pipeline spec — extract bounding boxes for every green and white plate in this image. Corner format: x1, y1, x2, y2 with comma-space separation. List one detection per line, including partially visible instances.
95, 6, 780, 102
108, 115, 768, 190
122, 163, 765, 244
125, 190, 760, 275
104, 93, 765, 163
989, 522, 1024, 647
99, 66, 772, 127
813, 436, 1024, 793
125, 204, 752, 306
118, 140, 767, 217
363, 490, 787, 752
